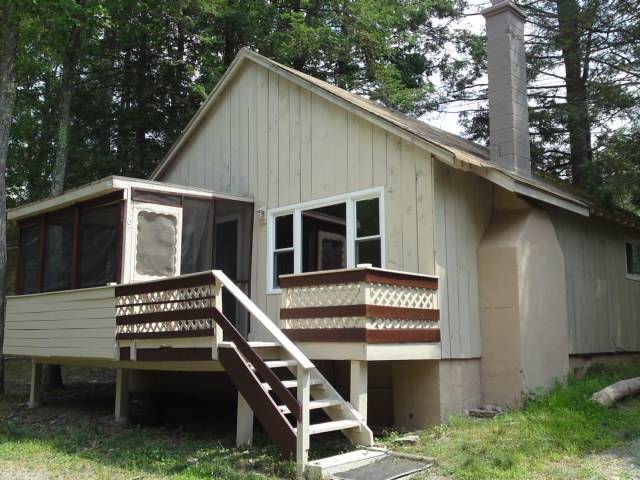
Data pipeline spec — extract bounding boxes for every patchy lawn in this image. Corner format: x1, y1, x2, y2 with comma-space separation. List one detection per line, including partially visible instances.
2, 359, 640, 479
0, 358, 304, 479
383, 362, 640, 480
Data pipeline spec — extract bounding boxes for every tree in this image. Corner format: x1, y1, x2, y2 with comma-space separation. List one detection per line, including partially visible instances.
0, 0, 19, 396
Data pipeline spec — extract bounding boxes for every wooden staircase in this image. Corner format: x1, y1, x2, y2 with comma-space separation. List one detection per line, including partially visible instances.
114, 270, 374, 476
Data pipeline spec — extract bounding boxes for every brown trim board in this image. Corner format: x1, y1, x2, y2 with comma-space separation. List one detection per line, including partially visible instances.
279, 268, 438, 290
280, 304, 439, 321
283, 328, 441, 343
115, 329, 216, 341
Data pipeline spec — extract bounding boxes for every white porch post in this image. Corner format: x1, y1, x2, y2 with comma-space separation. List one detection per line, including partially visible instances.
350, 360, 368, 422
28, 360, 43, 408
236, 392, 254, 447
296, 365, 310, 478
114, 368, 130, 423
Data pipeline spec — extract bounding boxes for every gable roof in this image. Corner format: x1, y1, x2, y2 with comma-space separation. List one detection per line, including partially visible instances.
150, 48, 638, 227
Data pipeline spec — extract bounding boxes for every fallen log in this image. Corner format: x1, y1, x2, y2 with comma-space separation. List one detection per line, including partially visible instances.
591, 377, 640, 407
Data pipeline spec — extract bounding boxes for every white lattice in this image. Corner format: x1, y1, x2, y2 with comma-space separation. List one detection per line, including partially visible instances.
282, 317, 438, 330
116, 284, 216, 337
282, 283, 363, 308
367, 283, 437, 309
117, 318, 215, 336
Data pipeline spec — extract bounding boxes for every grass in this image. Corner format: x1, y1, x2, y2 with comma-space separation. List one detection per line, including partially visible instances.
0, 358, 302, 479
383, 362, 640, 479
1, 359, 640, 479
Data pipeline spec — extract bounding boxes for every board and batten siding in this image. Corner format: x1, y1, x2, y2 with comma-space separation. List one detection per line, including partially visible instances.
550, 209, 640, 354
159, 62, 439, 341
434, 163, 493, 359
4, 286, 117, 359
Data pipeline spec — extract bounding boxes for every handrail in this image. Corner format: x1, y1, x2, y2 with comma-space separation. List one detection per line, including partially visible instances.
212, 270, 315, 370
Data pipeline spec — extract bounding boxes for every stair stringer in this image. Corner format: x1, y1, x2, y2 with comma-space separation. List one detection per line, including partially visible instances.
218, 344, 297, 457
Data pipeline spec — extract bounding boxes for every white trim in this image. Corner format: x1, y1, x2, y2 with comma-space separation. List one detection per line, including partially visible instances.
625, 237, 640, 281
267, 187, 385, 294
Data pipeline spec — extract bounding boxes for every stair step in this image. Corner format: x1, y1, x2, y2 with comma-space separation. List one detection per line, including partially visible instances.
261, 378, 323, 391
264, 359, 297, 368
277, 398, 343, 415
301, 419, 361, 435
247, 341, 280, 348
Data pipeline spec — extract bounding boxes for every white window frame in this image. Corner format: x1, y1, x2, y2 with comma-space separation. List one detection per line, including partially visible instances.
267, 187, 385, 294
626, 238, 640, 282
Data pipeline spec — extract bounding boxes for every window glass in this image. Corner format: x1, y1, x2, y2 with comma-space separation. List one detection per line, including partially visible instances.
181, 198, 213, 274
43, 212, 74, 291
357, 238, 382, 267
19, 224, 41, 294
356, 198, 379, 237
78, 204, 120, 288
275, 214, 293, 249
627, 242, 640, 276
132, 190, 181, 207
135, 211, 178, 277
302, 203, 346, 272
274, 250, 294, 287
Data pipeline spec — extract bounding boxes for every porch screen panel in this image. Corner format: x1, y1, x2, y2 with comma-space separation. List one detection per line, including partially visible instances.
19, 224, 41, 294
78, 204, 120, 288
43, 212, 74, 291
181, 198, 214, 274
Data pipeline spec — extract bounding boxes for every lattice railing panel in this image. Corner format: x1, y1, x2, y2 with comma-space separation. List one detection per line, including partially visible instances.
282, 283, 363, 308
282, 317, 439, 330
367, 283, 437, 309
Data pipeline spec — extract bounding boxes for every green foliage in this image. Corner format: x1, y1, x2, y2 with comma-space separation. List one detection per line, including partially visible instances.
385, 362, 640, 480
7, 0, 476, 206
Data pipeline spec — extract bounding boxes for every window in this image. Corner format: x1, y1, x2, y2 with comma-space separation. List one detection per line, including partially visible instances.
627, 241, 640, 278
78, 203, 120, 288
267, 188, 384, 291
43, 211, 74, 291
273, 214, 294, 287
18, 223, 41, 294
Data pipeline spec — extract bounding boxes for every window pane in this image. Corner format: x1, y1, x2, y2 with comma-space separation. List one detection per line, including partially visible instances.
19, 224, 41, 294
274, 250, 294, 287
275, 214, 293, 249
629, 243, 640, 275
302, 203, 346, 272
356, 238, 381, 267
78, 204, 120, 288
356, 198, 379, 237
132, 190, 181, 207
181, 198, 213, 274
135, 211, 178, 277
43, 212, 74, 291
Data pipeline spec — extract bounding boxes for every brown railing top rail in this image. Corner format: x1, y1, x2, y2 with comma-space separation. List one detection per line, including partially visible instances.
279, 266, 439, 290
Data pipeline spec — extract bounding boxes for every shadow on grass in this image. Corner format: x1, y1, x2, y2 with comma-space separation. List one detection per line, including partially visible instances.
0, 359, 352, 480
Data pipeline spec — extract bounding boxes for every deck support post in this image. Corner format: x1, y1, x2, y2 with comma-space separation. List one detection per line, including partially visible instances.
236, 392, 254, 447
28, 360, 43, 408
114, 368, 130, 423
350, 360, 368, 422
296, 365, 310, 478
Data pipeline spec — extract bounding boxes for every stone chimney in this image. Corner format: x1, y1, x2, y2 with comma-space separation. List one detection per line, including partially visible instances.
482, 0, 531, 177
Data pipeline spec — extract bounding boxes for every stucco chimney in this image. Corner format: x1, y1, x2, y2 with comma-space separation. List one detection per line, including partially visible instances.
482, 0, 531, 177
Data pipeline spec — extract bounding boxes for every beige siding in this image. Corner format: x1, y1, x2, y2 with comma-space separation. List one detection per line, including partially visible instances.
159, 62, 439, 339
435, 164, 493, 359
550, 209, 640, 354
4, 286, 117, 359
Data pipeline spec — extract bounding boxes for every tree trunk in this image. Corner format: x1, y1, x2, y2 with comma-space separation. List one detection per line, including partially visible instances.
592, 377, 640, 407
45, 6, 83, 391
0, 0, 19, 397
556, 0, 593, 189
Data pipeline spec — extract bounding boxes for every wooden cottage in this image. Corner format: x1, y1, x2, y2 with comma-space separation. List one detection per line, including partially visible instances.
4, 1, 640, 474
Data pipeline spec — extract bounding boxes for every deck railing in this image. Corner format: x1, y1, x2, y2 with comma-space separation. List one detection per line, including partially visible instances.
279, 266, 440, 344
